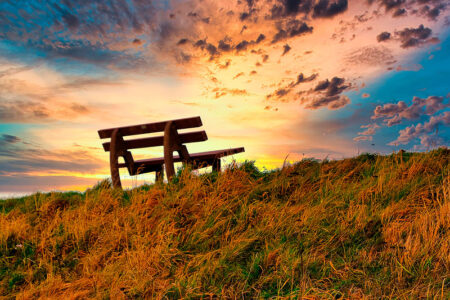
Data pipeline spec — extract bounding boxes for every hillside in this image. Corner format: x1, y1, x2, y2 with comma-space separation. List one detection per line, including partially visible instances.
1, 149, 449, 299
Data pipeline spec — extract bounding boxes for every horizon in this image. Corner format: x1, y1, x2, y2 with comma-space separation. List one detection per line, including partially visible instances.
1, 0, 449, 194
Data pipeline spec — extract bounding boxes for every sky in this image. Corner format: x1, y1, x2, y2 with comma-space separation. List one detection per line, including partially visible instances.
0, 0, 449, 195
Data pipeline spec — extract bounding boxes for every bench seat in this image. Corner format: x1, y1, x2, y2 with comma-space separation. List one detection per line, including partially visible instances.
118, 147, 244, 174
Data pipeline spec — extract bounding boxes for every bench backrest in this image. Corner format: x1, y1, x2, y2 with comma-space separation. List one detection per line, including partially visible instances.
98, 116, 208, 152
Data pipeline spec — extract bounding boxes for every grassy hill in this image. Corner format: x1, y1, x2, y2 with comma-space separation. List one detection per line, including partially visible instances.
1, 149, 449, 299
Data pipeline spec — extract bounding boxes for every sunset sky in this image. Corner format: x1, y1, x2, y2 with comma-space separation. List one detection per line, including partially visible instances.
0, 0, 449, 195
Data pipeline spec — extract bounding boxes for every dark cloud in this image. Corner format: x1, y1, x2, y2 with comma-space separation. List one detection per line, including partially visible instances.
419, 3, 448, 21
396, 24, 433, 48
296, 73, 318, 84
268, 0, 314, 19
268, 0, 348, 19
193, 39, 220, 59
132, 38, 143, 46
377, 31, 391, 42
194, 39, 207, 48
273, 88, 290, 97
218, 39, 232, 51
240, 12, 251, 21
235, 40, 250, 52
299, 77, 351, 110
368, 0, 448, 20
177, 38, 189, 45
0, 134, 21, 144
304, 94, 350, 110
206, 43, 219, 57
266, 72, 318, 99
193, 33, 266, 59
255, 33, 266, 43
393, 7, 407, 16
272, 20, 313, 43
312, 0, 348, 18
372, 95, 449, 126
380, 0, 406, 11
282, 44, 292, 55
314, 77, 349, 97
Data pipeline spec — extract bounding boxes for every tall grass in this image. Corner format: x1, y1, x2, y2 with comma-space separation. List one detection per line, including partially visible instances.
1, 149, 449, 299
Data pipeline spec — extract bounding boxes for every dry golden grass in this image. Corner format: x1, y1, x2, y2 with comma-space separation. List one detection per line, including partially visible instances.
0, 149, 449, 299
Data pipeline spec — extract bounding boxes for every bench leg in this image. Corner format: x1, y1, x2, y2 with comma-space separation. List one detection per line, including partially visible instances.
155, 166, 164, 182
212, 159, 221, 172
164, 122, 176, 180
110, 128, 122, 189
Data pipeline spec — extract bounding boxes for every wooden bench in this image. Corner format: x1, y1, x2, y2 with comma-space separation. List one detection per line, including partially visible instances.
98, 116, 245, 188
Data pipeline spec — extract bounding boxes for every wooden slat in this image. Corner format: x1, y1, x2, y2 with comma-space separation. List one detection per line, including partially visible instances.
118, 147, 245, 169
102, 131, 207, 151
98, 116, 202, 139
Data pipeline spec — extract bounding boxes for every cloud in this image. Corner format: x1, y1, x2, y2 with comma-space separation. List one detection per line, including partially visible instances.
0, 175, 99, 193
0, 1, 160, 71
0, 134, 21, 144
267, 0, 348, 20
371, 96, 449, 126
377, 31, 391, 42
194, 33, 266, 59
212, 87, 249, 99
395, 24, 435, 48
415, 134, 445, 149
313, 77, 349, 97
0, 65, 36, 78
0, 71, 117, 123
368, 0, 406, 12
282, 44, 292, 55
358, 123, 380, 135
312, 0, 348, 18
0, 137, 103, 176
354, 123, 378, 143
269, 75, 349, 109
388, 111, 450, 145
345, 46, 394, 66
377, 24, 438, 48
367, 0, 448, 20
418, 2, 448, 21
233, 72, 245, 79
300, 77, 351, 110
268, 0, 315, 19
271, 20, 313, 43
353, 135, 373, 141
304, 94, 351, 110
395, 63, 423, 71
393, 7, 407, 17
266, 72, 318, 100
